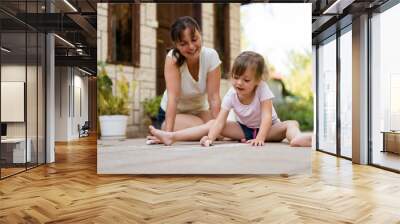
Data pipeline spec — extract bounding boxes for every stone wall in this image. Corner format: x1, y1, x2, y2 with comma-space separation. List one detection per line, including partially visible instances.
134, 4, 158, 137
201, 3, 214, 48
219, 4, 242, 98
230, 4, 241, 69
98, 3, 157, 138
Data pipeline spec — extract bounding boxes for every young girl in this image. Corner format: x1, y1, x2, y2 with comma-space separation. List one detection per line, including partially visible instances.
149, 51, 312, 147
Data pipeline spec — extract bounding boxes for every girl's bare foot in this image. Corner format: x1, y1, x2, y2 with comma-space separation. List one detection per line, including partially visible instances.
290, 134, 312, 147
149, 126, 175, 146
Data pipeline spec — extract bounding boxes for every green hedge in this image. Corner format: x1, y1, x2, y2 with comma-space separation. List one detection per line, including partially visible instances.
274, 51, 313, 131
275, 96, 313, 131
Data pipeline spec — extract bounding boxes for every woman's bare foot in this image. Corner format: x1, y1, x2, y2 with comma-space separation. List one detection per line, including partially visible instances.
290, 134, 312, 147
149, 126, 175, 146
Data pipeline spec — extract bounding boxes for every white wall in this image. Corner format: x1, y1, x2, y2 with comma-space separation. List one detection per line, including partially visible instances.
1, 65, 26, 126
55, 66, 69, 141
1, 63, 46, 164
1, 65, 29, 138
55, 67, 89, 141
71, 72, 89, 138
1, 82, 25, 122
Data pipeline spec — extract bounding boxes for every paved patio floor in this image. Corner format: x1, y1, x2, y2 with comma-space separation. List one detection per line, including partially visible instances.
98, 139, 311, 175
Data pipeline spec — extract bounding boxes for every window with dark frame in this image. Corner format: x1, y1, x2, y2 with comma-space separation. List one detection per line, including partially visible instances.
107, 4, 140, 67
214, 4, 230, 79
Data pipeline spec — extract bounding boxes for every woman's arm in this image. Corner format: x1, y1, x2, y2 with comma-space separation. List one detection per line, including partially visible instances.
164, 56, 181, 132
250, 100, 273, 146
206, 65, 222, 119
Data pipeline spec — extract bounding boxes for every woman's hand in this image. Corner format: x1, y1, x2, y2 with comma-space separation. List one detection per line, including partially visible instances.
200, 136, 213, 147
246, 138, 265, 147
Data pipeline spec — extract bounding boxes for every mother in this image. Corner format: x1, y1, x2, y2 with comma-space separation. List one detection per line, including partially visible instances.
148, 16, 222, 143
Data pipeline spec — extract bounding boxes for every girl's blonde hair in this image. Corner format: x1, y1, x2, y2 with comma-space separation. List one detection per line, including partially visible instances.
231, 51, 268, 80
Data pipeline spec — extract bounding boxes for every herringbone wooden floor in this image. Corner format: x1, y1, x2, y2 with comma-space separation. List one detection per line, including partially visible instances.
1, 135, 400, 223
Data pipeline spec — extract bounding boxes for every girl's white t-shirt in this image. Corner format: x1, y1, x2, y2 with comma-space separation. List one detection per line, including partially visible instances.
160, 47, 221, 113
221, 81, 279, 128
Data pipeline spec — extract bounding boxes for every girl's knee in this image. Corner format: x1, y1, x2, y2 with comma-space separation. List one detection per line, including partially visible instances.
284, 120, 299, 128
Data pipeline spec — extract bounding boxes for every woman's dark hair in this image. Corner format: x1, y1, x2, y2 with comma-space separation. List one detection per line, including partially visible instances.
170, 16, 201, 67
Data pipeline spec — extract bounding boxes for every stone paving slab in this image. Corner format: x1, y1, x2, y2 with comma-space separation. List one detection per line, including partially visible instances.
98, 139, 311, 175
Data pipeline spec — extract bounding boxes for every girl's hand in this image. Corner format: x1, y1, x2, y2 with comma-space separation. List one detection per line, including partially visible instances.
146, 135, 161, 145
246, 138, 265, 147
200, 136, 213, 147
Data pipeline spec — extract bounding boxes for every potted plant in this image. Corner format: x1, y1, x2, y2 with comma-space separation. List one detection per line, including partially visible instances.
98, 62, 135, 139
142, 95, 162, 128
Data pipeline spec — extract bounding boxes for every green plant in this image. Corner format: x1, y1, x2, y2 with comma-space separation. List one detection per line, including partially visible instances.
275, 50, 314, 131
142, 95, 162, 117
142, 95, 162, 127
97, 62, 135, 116
276, 96, 313, 131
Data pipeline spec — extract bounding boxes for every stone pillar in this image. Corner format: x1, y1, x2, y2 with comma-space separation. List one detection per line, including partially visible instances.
46, 1, 55, 163
352, 14, 369, 164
